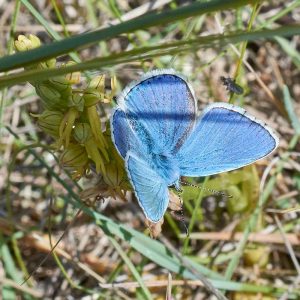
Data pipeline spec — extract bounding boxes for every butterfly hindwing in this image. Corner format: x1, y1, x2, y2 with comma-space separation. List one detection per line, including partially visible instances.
176, 103, 278, 177
126, 152, 169, 223
119, 71, 197, 153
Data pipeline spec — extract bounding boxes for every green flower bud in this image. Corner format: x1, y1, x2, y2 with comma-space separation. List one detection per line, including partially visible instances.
28, 34, 41, 48
38, 58, 57, 69
37, 110, 64, 137
83, 88, 103, 107
68, 93, 84, 112
73, 123, 92, 144
35, 84, 68, 111
48, 76, 72, 98
60, 144, 89, 168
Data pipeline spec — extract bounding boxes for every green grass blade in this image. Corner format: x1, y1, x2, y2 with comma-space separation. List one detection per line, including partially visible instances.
0, 0, 256, 72
283, 85, 300, 134
275, 36, 300, 69
108, 236, 153, 300
0, 233, 34, 300
1, 25, 299, 88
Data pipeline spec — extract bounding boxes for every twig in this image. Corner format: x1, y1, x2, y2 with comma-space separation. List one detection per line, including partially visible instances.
99, 279, 207, 289
0, 277, 43, 298
274, 215, 300, 300
159, 236, 228, 300
181, 231, 300, 245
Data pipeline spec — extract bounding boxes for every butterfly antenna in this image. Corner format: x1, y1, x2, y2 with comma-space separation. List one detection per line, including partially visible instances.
177, 191, 189, 237
179, 180, 232, 198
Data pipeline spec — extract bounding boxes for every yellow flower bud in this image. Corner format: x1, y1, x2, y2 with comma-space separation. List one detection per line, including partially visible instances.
63, 61, 81, 84
14, 34, 41, 52
68, 93, 84, 112
73, 123, 93, 144
107, 75, 117, 103
15, 34, 41, 51
37, 110, 64, 137
83, 88, 103, 107
89, 75, 105, 93
28, 34, 41, 48
14, 35, 29, 52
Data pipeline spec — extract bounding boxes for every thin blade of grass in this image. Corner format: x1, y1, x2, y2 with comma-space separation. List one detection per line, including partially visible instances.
282, 85, 300, 135
0, 0, 256, 72
1, 25, 300, 88
107, 235, 153, 300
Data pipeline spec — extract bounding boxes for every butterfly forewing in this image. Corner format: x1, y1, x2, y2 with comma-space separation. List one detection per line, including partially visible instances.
118, 71, 197, 154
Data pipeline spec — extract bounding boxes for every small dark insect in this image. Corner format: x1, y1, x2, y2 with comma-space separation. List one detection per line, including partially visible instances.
220, 76, 244, 95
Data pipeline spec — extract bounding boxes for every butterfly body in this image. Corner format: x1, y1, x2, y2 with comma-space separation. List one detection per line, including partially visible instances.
111, 69, 278, 223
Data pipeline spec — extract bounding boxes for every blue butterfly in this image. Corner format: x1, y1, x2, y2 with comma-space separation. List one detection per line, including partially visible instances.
110, 69, 279, 223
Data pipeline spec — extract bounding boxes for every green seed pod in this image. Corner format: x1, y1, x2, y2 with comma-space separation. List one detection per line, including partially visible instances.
60, 144, 89, 168
103, 160, 124, 188
37, 110, 64, 137
48, 76, 72, 98
68, 93, 84, 112
73, 123, 93, 144
35, 84, 68, 111
83, 88, 103, 107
